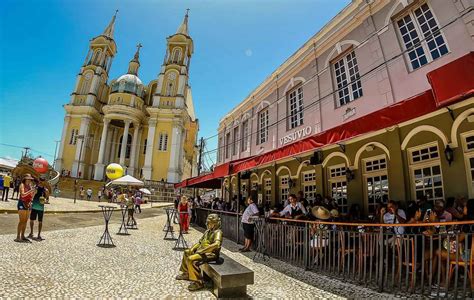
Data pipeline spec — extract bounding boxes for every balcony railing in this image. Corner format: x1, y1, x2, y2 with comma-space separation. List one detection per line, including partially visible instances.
194, 208, 474, 298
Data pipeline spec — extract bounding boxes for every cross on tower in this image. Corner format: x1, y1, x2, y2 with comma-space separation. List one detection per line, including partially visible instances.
136, 43, 142, 51
186, 8, 190, 16
115, 9, 119, 17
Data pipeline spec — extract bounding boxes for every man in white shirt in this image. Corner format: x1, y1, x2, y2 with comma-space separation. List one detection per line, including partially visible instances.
275, 194, 307, 219
383, 200, 406, 235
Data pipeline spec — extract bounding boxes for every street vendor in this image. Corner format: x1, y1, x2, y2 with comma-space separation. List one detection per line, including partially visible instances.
175, 213, 223, 291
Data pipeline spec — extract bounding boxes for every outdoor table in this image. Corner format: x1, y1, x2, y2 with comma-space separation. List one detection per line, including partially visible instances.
173, 211, 188, 251
252, 217, 269, 261
97, 205, 116, 248
117, 205, 130, 236
164, 208, 177, 240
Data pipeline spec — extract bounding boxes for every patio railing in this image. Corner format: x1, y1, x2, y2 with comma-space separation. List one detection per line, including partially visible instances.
194, 208, 474, 298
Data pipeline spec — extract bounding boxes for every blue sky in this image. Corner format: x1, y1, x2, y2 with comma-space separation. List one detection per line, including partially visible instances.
0, 0, 349, 165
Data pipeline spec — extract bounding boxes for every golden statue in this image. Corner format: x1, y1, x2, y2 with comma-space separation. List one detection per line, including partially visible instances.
176, 213, 223, 291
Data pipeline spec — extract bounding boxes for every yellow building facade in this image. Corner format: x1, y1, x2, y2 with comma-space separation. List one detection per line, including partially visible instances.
54, 12, 199, 183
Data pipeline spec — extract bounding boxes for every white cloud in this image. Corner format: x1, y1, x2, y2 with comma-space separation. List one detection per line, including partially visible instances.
245, 49, 253, 57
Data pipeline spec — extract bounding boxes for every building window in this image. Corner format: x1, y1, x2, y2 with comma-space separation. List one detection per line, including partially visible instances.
225, 132, 231, 159
364, 156, 389, 214
165, 72, 177, 96
93, 49, 102, 65
463, 133, 474, 198
288, 86, 304, 129
334, 51, 362, 107
241, 120, 249, 152
69, 129, 79, 145
396, 3, 448, 71
280, 176, 289, 204
80, 72, 92, 95
302, 171, 316, 200
264, 178, 272, 206
171, 47, 182, 64
232, 126, 239, 156
258, 109, 269, 144
409, 143, 444, 203
218, 137, 223, 162
158, 133, 168, 151
329, 165, 348, 213
143, 139, 147, 155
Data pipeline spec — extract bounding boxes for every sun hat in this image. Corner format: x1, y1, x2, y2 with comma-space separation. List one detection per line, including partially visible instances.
312, 206, 331, 220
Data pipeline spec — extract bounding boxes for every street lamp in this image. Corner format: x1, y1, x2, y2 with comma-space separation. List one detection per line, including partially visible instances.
74, 135, 85, 204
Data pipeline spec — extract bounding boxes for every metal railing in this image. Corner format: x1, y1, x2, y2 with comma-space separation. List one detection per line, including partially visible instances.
194, 208, 474, 298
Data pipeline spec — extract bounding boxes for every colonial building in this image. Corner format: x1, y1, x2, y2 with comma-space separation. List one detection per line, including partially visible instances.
55, 12, 199, 183
176, 0, 474, 214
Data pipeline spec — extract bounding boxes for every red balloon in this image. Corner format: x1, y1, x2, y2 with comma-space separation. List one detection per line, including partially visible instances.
33, 157, 49, 174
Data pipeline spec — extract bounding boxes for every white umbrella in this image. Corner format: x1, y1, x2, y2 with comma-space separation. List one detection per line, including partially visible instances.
106, 175, 144, 187
139, 188, 151, 195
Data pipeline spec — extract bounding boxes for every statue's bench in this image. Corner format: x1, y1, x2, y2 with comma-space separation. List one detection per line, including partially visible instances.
201, 253, 254, 298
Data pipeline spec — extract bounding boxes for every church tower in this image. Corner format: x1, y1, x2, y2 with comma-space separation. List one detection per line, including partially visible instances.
143, 10, 197, 182
55, 12, 118, 177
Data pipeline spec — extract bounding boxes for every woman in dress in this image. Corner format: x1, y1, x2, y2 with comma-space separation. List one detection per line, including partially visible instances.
178, 196, 190, 233
15, 174, 36, 242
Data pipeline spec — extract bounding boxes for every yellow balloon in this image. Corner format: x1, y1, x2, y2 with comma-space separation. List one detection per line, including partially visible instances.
106, 163, 124, 180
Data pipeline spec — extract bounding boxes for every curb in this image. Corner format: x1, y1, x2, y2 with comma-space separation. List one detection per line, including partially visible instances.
0, 203, 173, 214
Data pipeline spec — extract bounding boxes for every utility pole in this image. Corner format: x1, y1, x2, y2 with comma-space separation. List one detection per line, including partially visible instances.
52, 140, 60, 170
74, 135, 85, 204
197, 137, 204, 176
23, 147, 31, 159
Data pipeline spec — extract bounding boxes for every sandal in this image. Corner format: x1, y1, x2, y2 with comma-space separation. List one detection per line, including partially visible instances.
14, 238, 23, 243
22, 237, 32, 243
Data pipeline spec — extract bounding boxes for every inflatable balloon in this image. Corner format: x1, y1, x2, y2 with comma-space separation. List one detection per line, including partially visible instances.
33, 157, 49, 174
106, 163, 124, 180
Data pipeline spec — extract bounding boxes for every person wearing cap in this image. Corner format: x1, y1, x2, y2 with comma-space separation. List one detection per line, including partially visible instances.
28, 178, 49, 241
15, 174, 36, 243
273, 194, 307, 219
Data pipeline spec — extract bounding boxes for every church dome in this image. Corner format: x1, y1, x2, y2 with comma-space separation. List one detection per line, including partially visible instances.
110, 73, 145, 98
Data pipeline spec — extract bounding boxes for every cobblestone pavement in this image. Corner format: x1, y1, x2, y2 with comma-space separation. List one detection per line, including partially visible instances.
0, 213, 397, 299
0, 194, 172, 213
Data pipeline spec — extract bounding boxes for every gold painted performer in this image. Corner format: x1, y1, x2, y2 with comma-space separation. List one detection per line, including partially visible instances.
176, 213, 223, 291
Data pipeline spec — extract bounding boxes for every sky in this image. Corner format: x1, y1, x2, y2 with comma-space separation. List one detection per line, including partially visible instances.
0, 0, 350, 167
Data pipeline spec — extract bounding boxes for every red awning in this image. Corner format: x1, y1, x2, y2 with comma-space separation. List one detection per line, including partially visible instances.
231, 52, 474, 174
427, 52, 474, 107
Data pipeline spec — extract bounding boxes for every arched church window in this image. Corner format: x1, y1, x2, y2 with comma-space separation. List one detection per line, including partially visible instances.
93, 49, 102, 65
165, 72, 177, 96
80, 72, 93, 95
172, 47, 182, 64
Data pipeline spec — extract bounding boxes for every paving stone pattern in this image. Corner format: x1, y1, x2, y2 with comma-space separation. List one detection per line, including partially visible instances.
0, 214, 398, 298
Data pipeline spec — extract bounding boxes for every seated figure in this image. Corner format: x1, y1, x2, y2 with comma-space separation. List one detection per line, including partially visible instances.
176, 213, 223, 291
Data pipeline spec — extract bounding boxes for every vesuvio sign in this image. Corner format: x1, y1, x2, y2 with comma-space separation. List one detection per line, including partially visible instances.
279, 126, 312, 146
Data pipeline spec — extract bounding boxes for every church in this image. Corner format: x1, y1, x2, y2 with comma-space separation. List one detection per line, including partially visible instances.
54, 11, 199, 183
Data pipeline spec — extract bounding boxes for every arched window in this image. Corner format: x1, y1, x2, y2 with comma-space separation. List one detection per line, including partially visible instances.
158, 133, 168, 151
118, 134, 133, 159
172, 47, 182, 64
79, 72, 93, 95
93, 49, 102, 65
165, 72, 177, 96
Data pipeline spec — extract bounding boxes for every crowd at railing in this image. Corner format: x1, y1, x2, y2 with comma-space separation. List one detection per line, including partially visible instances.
190, 192, 474, 298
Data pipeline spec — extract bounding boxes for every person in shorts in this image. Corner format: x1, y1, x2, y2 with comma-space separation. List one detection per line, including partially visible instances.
86, 188, 93, 201
28, 178, 49, 241
240, 192, 260, 252
15, 174, 36, 243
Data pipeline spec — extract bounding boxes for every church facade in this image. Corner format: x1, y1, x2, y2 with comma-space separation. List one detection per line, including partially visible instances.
54, 12, 199, 183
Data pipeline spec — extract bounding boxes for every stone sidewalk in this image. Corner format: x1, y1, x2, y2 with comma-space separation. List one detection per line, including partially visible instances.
0, 196, 172, 214
0, 213, 397, 299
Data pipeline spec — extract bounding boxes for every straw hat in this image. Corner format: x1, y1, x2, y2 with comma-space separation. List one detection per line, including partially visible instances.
312, 206, 331, 220
23, 173, 34, 180
330, 209, 340, 218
